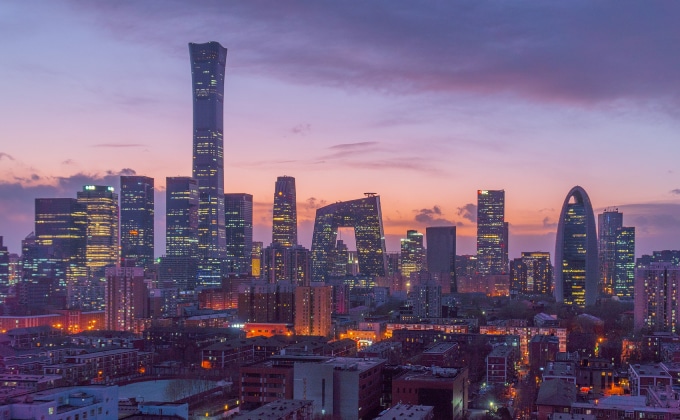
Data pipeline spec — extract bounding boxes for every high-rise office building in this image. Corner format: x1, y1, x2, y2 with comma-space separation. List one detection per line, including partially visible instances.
311, 195, 388, 281
554, 186, 598, 307
166, 177, 199, 258
272, 176, 297, 247
34, 198, 87, 282
400, 230, 425, 279
77, 185, 119, 274
598, 209, 623, 296
0, 237, 9, 287
477, 190, 507, 275
190, 41, 227, 261
120, 176, 154, 268
615, 227, 635, 298
426, 226, 456, 293
251, 241, 263, 278
263, 244, 311, 286
225, 193, 253, 275
509, 252, 553, 295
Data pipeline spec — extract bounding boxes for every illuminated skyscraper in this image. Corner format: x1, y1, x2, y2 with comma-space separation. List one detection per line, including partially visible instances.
165, 177, 199, 258
34, 198, 87, 282
311, 194, 387, 281
614, 226, 635, 298
272, 176, 297, 247
77, 186, 119, 274
598, 209, 623, 296
400, 230, 425, 278
477, 190, 507, 275
554, 186, 598, 307
426, 226, 457, 293
224, 193, 253, 274
190, 41, 227, 261
120, 176, 154, 268
0, 237, 9, 287
509, 252, 553, 295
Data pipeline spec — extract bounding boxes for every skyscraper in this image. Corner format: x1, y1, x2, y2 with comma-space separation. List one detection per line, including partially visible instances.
615, 226, 635, 298
224, 193, 253, 274
272, 176, 297, 247
77, 185, 119, 274
554, 186, 598, 307
165, 177, 199, 258
34, 198, 87, 282
426, 226, 457, 293
120, 176, 154, 268
509, 252, 553, 295
477, 190, 507, 275
634, 263, 680, 332
598, 209, 623, 296
311, 195, 388, 281
190, 41, 227, 261
0, 237, 9, 288
400, 230, 425, 278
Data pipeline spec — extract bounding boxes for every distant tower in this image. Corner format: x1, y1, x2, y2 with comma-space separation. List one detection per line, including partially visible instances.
224, 193, 253, 274
614, 226, 635, 298
598, 209, 623, 296
120, 176, 154, 268
272, 176, 298, 247
165, 177, 199, 258
400, 230, 425, 278
477, 190, 507, 275
77, 185, 119, 274
190, 41, 227, 261
554, 186, 598, 307
0, 237, 9, 287
426, 226, 457, 293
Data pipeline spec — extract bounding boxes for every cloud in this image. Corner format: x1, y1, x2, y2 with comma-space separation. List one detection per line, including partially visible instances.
542, 216, 558, 229
92, 143, 146, 148
68, 1, 680, 108
291, 123, 311, 135
0, 153, 14, 161
671, 189, 680, 195
414, 205, 455, 226
61, 159, 76, 165
305, 197, 328, 210
457, 203, 477, 223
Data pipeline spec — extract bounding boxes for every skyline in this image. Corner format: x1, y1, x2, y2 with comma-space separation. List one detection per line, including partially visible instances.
2, 2, 680, 257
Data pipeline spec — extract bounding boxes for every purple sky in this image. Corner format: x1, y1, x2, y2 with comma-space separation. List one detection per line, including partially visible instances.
1, 1, 680, 258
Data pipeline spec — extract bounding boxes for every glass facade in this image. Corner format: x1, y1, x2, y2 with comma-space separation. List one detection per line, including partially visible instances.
225, 193, 253, 275
554, 186, 598, 307
598, 209, 623, 296
190, 41, 227, 261
614, 226, 635, 298
120, 176, 154, 268
165, 177, 199, 258
272, 176, 297, 247
477, 190, 507, 275
426, 226, 456, 292
77, 186, 119, 274
311, 195, 387, 281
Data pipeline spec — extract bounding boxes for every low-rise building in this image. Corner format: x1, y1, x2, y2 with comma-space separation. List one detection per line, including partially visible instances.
628, 363, 672, 396
374, 403, 434, 420
392, 367, 468, 420
486, 345, 515, 384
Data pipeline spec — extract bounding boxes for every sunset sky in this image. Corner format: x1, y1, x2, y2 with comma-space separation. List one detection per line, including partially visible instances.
1, 1, 680, 258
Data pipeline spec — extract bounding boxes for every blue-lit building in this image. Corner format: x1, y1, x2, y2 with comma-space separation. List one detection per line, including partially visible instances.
120, 176, 154, 268
477, 190, 508, 275
554, 186, 598, 307
311, 195, 387, 281
190, 41, 227, 261
225, 193, 253, 275
614, 226, 635, 298
166, 177, 199, 258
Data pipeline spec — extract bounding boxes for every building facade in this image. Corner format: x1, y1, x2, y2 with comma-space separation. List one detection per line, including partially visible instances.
272, 176, 298, 247
554, 186, 598, 307
166, 176, 199, 258
426, 226, 456, 293
76, 185, 119, 275
120, 175, 154, 268
477, 190, 507, 275
225, 193, 253, 275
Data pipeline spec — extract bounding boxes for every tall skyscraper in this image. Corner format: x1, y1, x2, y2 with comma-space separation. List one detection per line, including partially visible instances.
77, 185, 119, 274
272, 176, 297, 247
598, 209, 623, 296
426, 226, 457, 293
34, 198, 87, 282
615, 226, 635, 298
165, 177, 199, 258
634, 263, 680, 332
554, 186, 598, 307
190, 41, 227, 261
477, 190, 507, 275
0, 237, 9, 287
311, 195, 388, 281
225, 193, 253, 274
120, 176, 154, 268
400, 230, 425, 278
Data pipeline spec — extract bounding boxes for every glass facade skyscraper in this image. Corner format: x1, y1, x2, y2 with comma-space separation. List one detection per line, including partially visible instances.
165, 177, 199, 258
225, 193, 253, 275
190, 41, 227, 261
272, 176, 297, 247
311, 195, 387, 281
598, 209, 623, 296
477, 190, 507, 275
77, 185, 119, 274
615, 226, 635, 298
400, 230, 425, 278
120, 176, 154, 268
554, 186, 598, 307
426, 226, 457, 293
